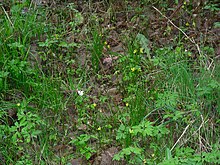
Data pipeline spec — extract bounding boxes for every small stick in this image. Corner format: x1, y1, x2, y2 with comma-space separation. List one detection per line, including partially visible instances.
171, 123, 191, 151
152, 6, 202, 57
178, 115, 206, 149
198, 115, 204, 151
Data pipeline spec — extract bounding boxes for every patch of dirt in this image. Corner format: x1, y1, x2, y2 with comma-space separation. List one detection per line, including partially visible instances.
93, 147, 125, 165
70, 158, 85, 165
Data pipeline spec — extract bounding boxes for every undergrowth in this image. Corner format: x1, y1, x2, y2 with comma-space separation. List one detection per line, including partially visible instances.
0, 0, 219, 164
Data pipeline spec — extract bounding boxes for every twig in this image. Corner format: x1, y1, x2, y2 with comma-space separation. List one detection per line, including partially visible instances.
198, 115, 204, 151
152, 6, 202, 57
179, 115, 206, 148
215, 55, 220, 59
200, 135, 212, 151
38, 142, 46, 165
171, 123, 191, 151
1, 6, 14, 28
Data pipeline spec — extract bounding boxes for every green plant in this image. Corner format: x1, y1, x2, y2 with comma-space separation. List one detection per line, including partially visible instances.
0, 71, 9, 91
67, 3, 84, 31
113, 146, 144, 164
204, 0, 220, 12
0, 99, 44, 164
0, 1, 46, 94
1, 2, 45, 58
91, 29, 104, 72
69, 134, 97, 160
117, 38, 145, 90
115, 120, 169, 164
158, 146, 220, 165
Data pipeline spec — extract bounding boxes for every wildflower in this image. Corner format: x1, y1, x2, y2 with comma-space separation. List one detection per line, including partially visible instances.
107, 45, 110, 49
92, 103, 97, 108
133, 49, 137, 54
126, 103, 129, 107
143, 159, 147, 164
97, 127, 101, 131
17, 103, 21, 107
129, 128, 133, 134
140, 48, 144, 54
77, 90, 84, 96
185, 22, 189, 26
131, 67, 135, 72
104, 41, 107, 45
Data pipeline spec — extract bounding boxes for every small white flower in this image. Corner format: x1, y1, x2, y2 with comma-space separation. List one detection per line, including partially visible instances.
77, 90, 84, 96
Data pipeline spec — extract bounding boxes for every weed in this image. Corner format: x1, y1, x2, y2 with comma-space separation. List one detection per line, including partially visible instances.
69, 134, 97, 160
91, 29, 104, 72
0, 99, 44, 164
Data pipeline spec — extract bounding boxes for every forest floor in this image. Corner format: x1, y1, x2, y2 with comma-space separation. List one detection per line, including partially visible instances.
0, 0, 220, 164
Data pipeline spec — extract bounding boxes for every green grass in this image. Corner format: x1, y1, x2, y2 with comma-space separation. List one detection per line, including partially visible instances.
0, 1, 219, 164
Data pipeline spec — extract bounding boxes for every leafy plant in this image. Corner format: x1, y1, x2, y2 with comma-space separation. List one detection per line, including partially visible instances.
69, 134, 97, 160
0, 100, 44, 164
204, 0, 220, 12
115, 119, 169, 164
113, 146, 144, 164
158, 146, 220, 165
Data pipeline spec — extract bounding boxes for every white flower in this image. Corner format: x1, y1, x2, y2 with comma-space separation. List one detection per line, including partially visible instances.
77, 90, 84, 96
